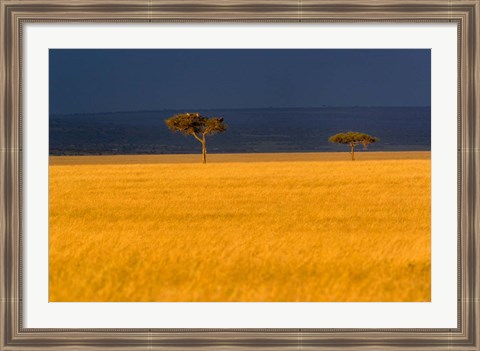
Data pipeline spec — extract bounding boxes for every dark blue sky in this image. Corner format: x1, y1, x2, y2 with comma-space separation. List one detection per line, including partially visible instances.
49, 49, 431, 115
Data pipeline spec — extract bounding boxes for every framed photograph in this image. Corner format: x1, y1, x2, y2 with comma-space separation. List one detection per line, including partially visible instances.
1, 0, 479, 350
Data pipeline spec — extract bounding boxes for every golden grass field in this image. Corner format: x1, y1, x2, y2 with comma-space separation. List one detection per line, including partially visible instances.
49, 151, 431, 302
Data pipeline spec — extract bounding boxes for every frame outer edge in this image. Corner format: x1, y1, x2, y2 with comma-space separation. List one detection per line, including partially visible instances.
0, 1, 5, 152
1, 2, 12, 351
0, 0, 479, 350
463, 1, 480, 350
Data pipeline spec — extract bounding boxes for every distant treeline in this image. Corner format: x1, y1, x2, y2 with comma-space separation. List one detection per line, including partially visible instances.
49, 106, 430, 155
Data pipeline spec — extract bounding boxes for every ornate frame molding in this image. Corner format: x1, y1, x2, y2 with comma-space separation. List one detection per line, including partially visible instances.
1, 1, 478, 350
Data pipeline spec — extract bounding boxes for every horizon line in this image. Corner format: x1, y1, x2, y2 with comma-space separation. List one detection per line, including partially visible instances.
50, 105, 432, 117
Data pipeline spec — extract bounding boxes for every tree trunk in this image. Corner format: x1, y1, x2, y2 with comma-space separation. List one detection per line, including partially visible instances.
350, 144, 355, 161
201, 140, 207, 164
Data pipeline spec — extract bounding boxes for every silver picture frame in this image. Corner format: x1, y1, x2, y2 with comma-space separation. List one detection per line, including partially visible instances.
1, 0, 479, 349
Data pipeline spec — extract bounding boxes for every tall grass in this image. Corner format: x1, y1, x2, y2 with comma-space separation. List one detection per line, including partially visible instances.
49, 155, 430, 302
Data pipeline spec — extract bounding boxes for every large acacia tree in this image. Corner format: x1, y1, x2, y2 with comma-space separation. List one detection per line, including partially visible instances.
165, 113, 227, 163
329, 131, 379, 161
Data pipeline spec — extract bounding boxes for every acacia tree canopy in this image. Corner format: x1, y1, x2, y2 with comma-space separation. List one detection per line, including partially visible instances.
165, 113, 227, 163
328, 131, 379, 160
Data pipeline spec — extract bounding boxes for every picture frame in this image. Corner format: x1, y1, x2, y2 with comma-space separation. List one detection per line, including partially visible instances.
1, 0, 478, 350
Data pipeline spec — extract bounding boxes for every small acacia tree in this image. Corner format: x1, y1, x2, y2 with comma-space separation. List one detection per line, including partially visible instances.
328, 131, 379, 161
165, 113, 227, 164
